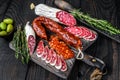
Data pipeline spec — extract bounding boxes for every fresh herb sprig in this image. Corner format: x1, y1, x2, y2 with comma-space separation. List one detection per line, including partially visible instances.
71, 10, 120, 35
12, 26, 30, 64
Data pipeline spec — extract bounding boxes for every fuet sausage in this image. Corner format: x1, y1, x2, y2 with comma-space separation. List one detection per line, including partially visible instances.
35, 4, 76, 26
25, 22, 36, 55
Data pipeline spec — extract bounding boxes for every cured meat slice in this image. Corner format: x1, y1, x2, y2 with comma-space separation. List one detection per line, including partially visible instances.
78, 27, 86, 37
64, 26, 97, 41
64, 26, 82, 38
80, 27, 90, 38
45, 49, 53, 63
60, 56, 67, 72
50, 49, 57, 66
82, 27, 92, 39
56, 11, 76, 26
28, 35, 36, 55
55, 55, 62, 70
80, 27, 97, 41
41, 46, 49, 60
85, 31, 97, 41
36, 40, 44, 57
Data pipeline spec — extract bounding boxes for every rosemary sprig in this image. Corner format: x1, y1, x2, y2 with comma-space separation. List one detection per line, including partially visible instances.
12, 26, 30, 64
71, 10, 120, 35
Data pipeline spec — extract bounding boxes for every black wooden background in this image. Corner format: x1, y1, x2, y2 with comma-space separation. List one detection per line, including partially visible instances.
0, 0, 120, 80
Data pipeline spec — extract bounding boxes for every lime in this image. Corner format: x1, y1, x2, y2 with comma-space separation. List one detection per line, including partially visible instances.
3, 18, 13, 24
0, 22, 7, 30
0, 31, 7, 36
7, 24, 14, 33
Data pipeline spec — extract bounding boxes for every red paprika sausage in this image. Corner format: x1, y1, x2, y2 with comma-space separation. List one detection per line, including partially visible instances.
32, 16, 82, 49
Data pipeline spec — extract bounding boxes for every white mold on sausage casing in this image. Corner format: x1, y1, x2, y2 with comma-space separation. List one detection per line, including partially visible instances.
35, 4, 61, 23
25, 21, 35, 40
25, 21, 36, 55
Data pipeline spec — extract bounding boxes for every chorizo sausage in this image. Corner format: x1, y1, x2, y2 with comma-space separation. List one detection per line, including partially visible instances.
49, 35, 74, 59
32, 16, 82, 49
32, 17, 47, 39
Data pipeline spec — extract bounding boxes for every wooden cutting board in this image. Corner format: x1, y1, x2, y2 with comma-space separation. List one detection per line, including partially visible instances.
0, 0, 119, 80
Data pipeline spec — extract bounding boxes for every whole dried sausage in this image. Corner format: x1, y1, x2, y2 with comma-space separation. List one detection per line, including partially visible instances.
32, 16, 82, 49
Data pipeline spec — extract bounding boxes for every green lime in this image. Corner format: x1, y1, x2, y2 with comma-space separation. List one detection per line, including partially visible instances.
0, 31, 7, 36
3, 18, 13, 24
0, 22, 7, 30
7, 24, 14, 33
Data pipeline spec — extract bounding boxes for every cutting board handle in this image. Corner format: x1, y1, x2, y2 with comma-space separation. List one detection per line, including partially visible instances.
80, 54, 106, 72
54, 0, 73, 11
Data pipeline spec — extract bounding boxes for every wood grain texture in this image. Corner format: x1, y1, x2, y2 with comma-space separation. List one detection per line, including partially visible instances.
79, 0, 120, 80
0, 0, 119, 80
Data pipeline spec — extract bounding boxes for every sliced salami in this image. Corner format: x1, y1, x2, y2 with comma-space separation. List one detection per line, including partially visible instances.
55, 55, 62, 70
36, 40, 44, 57
35, 39, 68, 71
64, 26, 97, 41
85, 31, 97, 41
60, 56, 67, 72
79, 27, 93, 39
56, 11, 76, 26
45, 49, 53, 63
78, 27, 86, 38
82, 27, 92, 39
50, 49, 57, 66
28, 35, 36, 55
41, 46, 49, 60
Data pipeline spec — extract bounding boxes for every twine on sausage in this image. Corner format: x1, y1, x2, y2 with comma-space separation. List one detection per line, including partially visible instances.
76, 48, 84, 60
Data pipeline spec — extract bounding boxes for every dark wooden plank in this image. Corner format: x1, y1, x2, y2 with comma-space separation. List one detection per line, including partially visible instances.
0, 0, 29, 80
116, 1, 120, 80
0, 0, 11, 21
0, 0, 120, 80
0, 39, 28, 80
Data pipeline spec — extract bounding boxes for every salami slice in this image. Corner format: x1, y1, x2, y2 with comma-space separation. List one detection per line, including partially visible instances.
60, 56, 67, 72
55, 55, 62, 70
36, 40, 44, 57
79, 27, 86, 37
50, 49, 57, 66
56, 11, 76, 26
45, 49, 53, 63
28, 35, 36, 55
64, 26, 97, 41
65, 27, 80, 35
85, 31, 97, 41
41, 46, 49, 60
64, 26, 82, 38
82, 27, 92, 39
